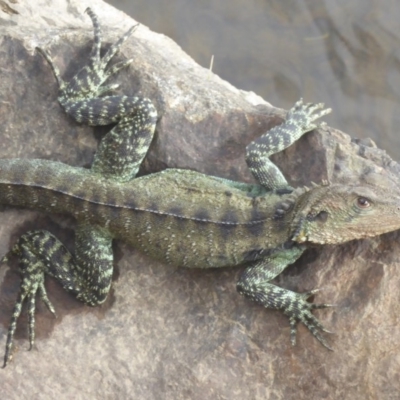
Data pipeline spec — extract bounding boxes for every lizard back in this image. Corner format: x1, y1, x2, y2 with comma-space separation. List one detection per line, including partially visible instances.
0, 159, 287, 268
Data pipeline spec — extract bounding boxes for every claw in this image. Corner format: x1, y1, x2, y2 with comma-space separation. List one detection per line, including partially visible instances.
2, 261, 55, 367
314, 107, 332, 119
286, 98, 331, 135
310, 303, 336, 310
294, 98, 304, 108
101, 23, 139, 67
283, 286, 334, 350
96, 83, 121, 96
301, 287, 324, 299
307, 322, 334, 350
38, 282, 56, 316
288, 310, 334, 350
36, 47, 66, 90
105, 59, 134, 78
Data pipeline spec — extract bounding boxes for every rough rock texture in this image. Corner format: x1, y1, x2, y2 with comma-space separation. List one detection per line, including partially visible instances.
1, 0, 400, 399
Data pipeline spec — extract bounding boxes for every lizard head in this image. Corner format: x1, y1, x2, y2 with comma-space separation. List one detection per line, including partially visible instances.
290, 182, 400, 245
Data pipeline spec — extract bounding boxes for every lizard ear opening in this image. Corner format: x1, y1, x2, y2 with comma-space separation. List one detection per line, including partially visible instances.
290, 186, 332, 243
308, 210, 329, 223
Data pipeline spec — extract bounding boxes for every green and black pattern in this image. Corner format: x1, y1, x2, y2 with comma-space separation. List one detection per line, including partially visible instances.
2, 8, 398, 367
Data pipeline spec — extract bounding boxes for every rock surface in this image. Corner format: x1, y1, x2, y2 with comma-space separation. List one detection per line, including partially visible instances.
1, 0, 400, 399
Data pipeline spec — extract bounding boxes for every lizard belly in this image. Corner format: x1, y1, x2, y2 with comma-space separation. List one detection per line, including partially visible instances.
121, 215, 270, 268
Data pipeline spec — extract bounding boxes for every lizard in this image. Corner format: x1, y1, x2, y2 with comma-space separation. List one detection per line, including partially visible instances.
2, 8, 400, 367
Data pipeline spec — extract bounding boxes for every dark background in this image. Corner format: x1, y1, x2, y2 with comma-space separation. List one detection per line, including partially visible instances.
106, 0, 400, 158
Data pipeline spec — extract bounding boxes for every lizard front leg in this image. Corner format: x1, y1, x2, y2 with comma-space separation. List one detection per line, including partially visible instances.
236, 245, 333, 349
246, 100, 331, 191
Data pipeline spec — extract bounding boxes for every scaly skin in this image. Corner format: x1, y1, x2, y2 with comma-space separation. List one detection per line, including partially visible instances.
2, 8, 400, 367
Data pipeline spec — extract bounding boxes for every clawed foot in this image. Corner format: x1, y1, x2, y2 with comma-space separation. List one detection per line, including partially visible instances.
1, 249, 56, 368
36, 7, 139, 104
284, 287, 335, 350
287, 98, 332, 133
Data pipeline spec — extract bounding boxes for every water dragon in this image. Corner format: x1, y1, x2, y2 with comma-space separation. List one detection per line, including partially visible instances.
1, 9, 400, 367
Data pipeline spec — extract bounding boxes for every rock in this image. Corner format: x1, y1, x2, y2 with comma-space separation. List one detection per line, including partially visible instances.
1, 0, 400, 399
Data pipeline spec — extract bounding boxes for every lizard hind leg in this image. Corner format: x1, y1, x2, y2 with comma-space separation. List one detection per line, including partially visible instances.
68, 8, 138, 103
2, 232, 57, 367
37, 8, 157, 182
1, 228, 114, 367
91, 97, 157, 181
37, 8, 139, 115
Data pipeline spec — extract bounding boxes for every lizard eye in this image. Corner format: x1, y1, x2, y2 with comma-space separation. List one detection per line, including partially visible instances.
356, 197, 371, 208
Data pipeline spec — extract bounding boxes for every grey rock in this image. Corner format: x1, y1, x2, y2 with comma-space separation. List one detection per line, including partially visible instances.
1, 1, 400, 399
